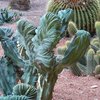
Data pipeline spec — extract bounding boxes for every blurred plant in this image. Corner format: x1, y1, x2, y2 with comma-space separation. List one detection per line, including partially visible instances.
47, 0, 100, 36
0, 8, 20, 25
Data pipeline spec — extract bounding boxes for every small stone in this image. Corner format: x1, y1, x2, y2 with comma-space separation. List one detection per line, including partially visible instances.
91, 85, 98, 89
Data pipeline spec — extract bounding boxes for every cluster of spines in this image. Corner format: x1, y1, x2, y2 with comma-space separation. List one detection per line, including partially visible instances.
47, 0, 100, 35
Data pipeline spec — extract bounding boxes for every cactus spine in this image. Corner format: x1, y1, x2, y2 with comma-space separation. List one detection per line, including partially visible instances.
47, 0, 100, 35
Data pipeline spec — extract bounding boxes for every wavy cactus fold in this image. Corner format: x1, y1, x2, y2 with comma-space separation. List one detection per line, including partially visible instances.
13, 83, 37, 100
0, 96, 28, 100
0, 8, 91, 100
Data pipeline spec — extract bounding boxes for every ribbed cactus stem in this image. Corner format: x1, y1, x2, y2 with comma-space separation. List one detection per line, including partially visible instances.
57, 45, 66, 55
67, 21, 78, 36
37, 73, 58, 100
94, 65, 100, 74
69, 64, 82, 76
47, 0, 100, 35
94, 65, 100, 79
94, 50, 100, 65
86, 48, 96, 75
95, 21, 100, 47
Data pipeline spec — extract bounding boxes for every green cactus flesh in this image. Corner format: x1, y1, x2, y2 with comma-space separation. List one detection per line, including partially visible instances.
86, 48, 96, 75
94, 65, 100, 75
67, 21, 78, 36
47, 0, 100, 35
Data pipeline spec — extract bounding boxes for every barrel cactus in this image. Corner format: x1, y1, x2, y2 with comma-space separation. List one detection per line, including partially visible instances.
47, 0, 100, 35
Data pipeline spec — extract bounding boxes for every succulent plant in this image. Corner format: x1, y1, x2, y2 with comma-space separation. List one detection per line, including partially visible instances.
0, 8, 90, 100
67, 21, 78, 36
0, 95, 28, 100
47, 0, 100, 35
0, 8, 20, 24
57, 45, 66, 55
94, 65, 100, 75
86, 48, 96, 75
13, 83, 37, 100
95, 21, 100, 39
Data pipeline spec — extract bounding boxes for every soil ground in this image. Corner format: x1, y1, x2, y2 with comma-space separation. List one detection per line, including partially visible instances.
0, 0, 100, 100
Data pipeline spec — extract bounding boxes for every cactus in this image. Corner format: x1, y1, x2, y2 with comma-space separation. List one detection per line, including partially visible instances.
0, 9, 90, 100
86, 48, 96, 75
67, 21, 78, 36
94, 65, 100, 75
0, 8, 20, 24
57, 45, 66, 55
94, 65, 100, 79
13, 83, 37, 100
94, 50, 100, 65
47, 0, 100, 35
95, 21, 100, 39
18, 9, 90, 100
0, 96, 28, 100
69, 64, 82, 76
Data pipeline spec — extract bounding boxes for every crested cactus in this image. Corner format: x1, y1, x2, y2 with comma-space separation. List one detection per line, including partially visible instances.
0, 8, 90, 100
17, 8, 90, 100
13, 83, 37, 100
0, 96, 28, 100
47, 0, 100, 35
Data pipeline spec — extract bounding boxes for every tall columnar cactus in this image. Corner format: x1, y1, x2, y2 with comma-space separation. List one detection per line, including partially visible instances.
86, 48, 96, 75
94, 65, 100, 78
95, 21, 100, 48
67, 21, 78, 36
47, 0, 100, 35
